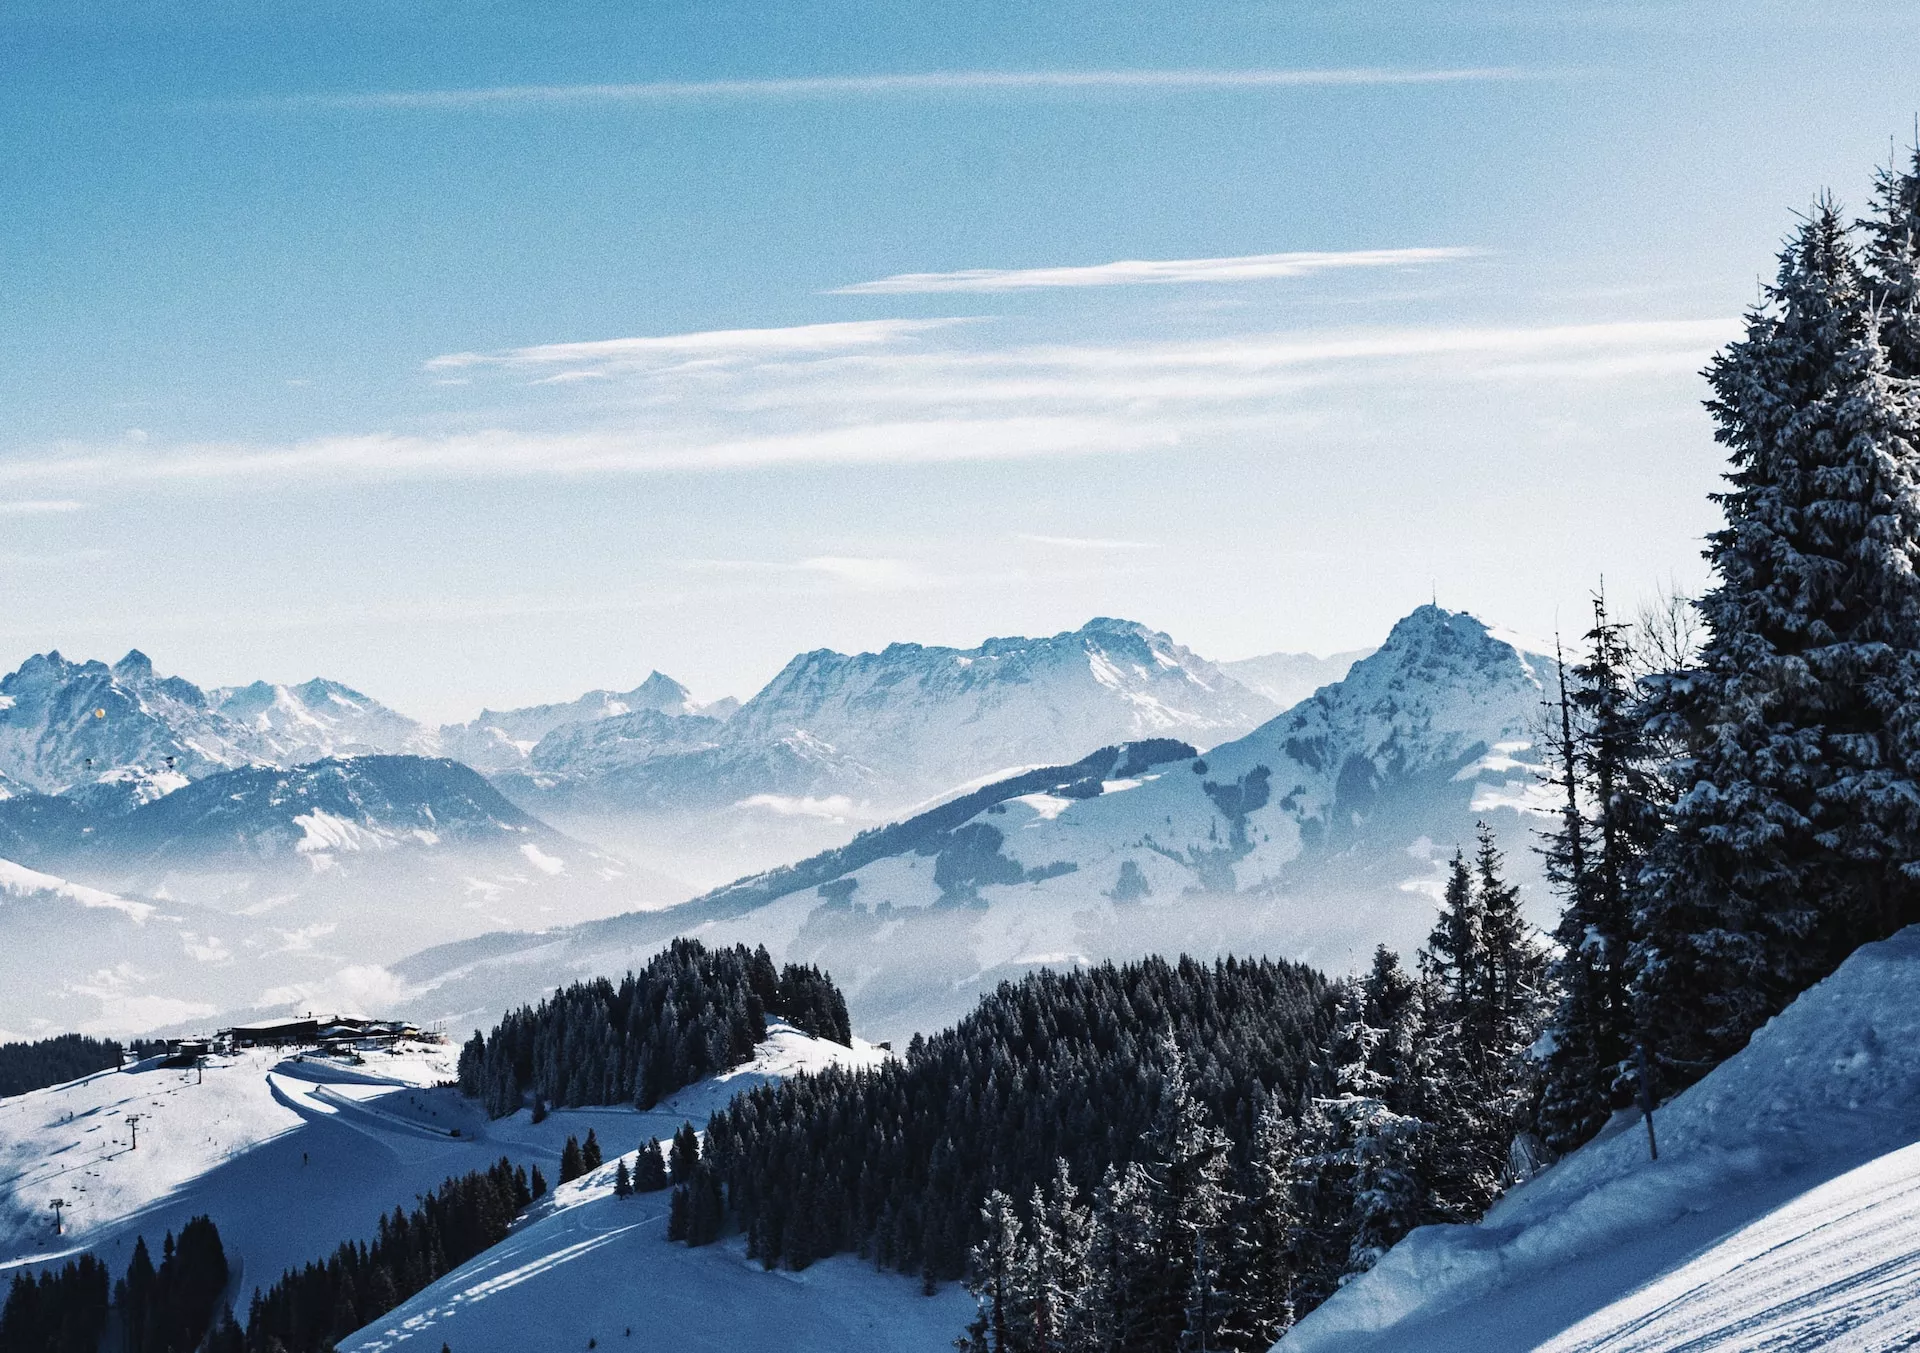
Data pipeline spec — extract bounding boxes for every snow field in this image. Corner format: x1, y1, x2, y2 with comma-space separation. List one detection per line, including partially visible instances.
0, 1023, 902, 1344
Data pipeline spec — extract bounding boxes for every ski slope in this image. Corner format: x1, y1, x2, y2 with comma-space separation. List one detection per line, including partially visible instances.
1277, 925, 1920, 1353
0, 1023, 898, 1340
338, 1141, 969, 1353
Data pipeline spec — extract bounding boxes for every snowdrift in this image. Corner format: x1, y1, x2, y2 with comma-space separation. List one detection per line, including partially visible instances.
1277, 925, 1920, 1352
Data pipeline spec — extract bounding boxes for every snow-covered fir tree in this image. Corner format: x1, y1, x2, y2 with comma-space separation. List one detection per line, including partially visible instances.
1635, 199, 1920, 1094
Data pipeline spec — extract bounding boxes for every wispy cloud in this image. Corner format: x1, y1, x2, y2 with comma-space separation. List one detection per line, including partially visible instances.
1019, 534, 1157, 551
0, 319, 1735, 489
0, 499, 86, 515
427, 319, 959, 374
681, 554, 930, 591
834, 248, 1479, 295
277, 67, 1539, 112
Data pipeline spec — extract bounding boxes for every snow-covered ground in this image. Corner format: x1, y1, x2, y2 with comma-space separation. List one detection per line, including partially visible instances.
0, 1022, 909, 1347
340, 1132, 967, 1353
1277, 925, 1920, 1353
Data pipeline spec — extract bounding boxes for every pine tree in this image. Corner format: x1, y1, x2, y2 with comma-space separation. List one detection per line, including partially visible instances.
635, 1138, 668, 1192
614, 1160, 633, 1199
1085, 1163, 1157, 1353
1135, 1037, 1239, 1352
1862, 144, 1920, 376
582, 1129, 603, 1172
530, 1164, 548, 1199
1538, 593, 1667, 1156
670, 1122, 699, 1184
1025, 1160, 1092, 1353
559, 1135, 584, 1184
1635, 199, 1920, 1095
962, 1190, 1027, 1353
1229, 1104, 1300, 1349
1470, 823, 1551, 1172
1422, 852, 1483, 1019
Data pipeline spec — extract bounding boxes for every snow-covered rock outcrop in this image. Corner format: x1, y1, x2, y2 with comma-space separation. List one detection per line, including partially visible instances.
1278, 925, 1920, 1352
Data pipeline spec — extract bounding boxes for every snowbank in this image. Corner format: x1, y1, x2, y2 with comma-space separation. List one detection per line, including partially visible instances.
1277, 925, 1920, 1352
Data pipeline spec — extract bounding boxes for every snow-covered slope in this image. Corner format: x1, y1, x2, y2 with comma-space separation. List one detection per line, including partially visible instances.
1221, 648, 1375, 711
0, 856, 275, 1038
378, 606, 1556, 1041
0, 1024, 948, 1352
331, 1026, 962, 1353
1277, 925, 1920, 1353
718, 616, 1275, 796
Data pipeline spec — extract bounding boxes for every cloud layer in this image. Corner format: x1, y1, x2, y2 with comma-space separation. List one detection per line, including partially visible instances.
0, 318, 1735, 489
279, 67, 1536, 112
834, 247, 1479, 294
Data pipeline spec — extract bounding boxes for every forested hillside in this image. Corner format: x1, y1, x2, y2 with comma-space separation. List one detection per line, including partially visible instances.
706, 954, 1338, 1281
0, 1034, 155, 1099
457, 938, 851, 1116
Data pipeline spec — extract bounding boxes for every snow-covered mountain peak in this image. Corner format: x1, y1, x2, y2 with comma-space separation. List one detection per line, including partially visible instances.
0, 648, 244, 793
721, 617, 1277, 795
1259, 605, 1550, 767
437, 672, 705, 773
208, 677, 436, 763
110, 649, 154, 681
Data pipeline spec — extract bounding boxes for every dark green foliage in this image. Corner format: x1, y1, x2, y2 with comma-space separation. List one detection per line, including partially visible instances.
456, 939, 851, 1116
673, 1164, 725, 1247
707, 953, 1337, 1283
614, 1160, 633, 1199
582, 1130, 603, 1172
0, 1034, 130, 1099
1416, 826, 1550, 1221
0, 1254, 109, 1353
669, 1123, 699, 1185
2, 1218, 230, 1353
530, 1164, 548, 1199
560, 1134, 584, 1184
635, 1139, 669, 1192
242, 1158, 531, 1353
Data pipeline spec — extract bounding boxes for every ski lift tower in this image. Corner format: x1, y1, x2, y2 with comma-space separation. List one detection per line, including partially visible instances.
49, 1198, 66, 1235
126, 1113, 144, 1150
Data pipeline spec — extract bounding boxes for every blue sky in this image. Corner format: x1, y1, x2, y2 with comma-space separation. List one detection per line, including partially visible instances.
3, 0, 1918, 719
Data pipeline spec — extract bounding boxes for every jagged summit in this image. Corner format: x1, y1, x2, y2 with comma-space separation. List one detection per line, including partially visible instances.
111, 648, 154, 680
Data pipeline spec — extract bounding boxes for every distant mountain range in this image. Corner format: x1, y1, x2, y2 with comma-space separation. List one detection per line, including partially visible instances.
1219, 647, 1373, 709
0, 615, 1515, 1040
490, 618, 1285, 883
0, 619, 1301, 891
377, 606, 1559, 1041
